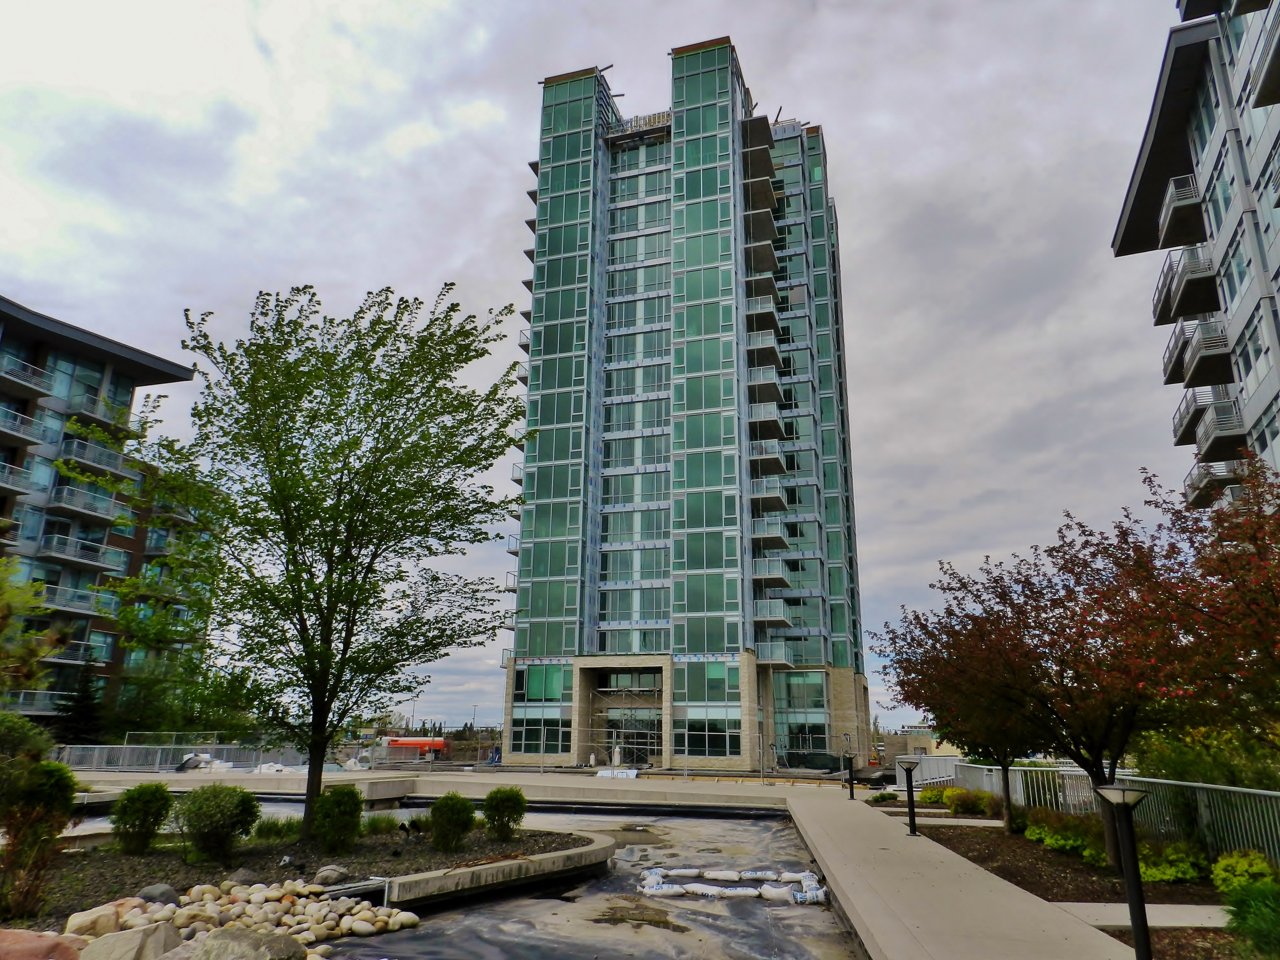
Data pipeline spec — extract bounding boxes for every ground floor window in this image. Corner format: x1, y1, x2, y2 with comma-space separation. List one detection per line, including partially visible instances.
510, 717, 571, 753
674, 716, 741, 757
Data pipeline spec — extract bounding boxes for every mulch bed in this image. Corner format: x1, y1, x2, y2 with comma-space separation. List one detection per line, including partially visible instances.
1109, 928, 1238, 960
920, 826, 1236, 960
19, 829, 589, 933
918, 824, 1220, 904
868, 801, 998, 819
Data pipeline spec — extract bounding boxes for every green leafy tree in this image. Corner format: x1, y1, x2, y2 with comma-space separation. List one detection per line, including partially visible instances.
0, 557, 68, 694
137, 285, 522, 836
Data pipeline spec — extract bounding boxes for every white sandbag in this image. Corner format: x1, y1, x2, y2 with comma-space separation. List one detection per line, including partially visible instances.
643, 883, 686, 897
779, 871, 819, 884
701, 870, 740, 882
666, 867, 701, 878
641, 867, 667, 878
718, 886, 760, 898
800, 877, 821, 892
759, 883, 796, 903
640, 873, 665, 888
791, 886, 828, 906
740, 870, 779, 882
682, 883, 724, 899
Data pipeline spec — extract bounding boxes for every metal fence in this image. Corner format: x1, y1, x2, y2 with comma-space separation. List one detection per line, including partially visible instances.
56, 743, 307, 772
953, 762, 1280, 863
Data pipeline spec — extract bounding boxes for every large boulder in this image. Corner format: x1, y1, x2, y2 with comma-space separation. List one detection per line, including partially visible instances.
138, 883, 181, 905
190, 927, 306, 960
66, 902, 122, 938
0, 929, 85, 960
80, 921, 181, 960
311, 865, 347, 886
226, 868, 259, 886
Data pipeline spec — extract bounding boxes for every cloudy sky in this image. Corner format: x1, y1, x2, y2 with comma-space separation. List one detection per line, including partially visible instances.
1, 0, 1188, 730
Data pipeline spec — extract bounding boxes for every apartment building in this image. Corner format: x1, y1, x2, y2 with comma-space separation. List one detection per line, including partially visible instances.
1115, 0, 1280, 505
0, 293, 192, 717
501, 38, 871, 772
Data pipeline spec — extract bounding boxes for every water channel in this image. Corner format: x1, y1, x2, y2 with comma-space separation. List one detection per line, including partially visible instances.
327, 812, 853, 960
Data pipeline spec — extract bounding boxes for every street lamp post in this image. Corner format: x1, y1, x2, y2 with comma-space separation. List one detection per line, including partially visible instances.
1095, 785, 1151, 960
844, 733, 855, 800
898, 757, 920, 836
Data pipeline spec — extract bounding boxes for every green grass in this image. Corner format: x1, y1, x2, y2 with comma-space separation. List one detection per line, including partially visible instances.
251, 816, 303, 842
361, 814, 400, 836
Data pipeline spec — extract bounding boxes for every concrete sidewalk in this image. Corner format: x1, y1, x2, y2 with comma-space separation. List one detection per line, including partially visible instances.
1056, 902, 1228, 929
788, 790, 1134, 960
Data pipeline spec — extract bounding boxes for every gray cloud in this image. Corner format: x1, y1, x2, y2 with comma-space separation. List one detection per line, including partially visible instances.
0, 0, 1188, 727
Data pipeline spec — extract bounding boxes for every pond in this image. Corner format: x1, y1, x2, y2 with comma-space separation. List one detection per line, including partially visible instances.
328, 812, 853, 960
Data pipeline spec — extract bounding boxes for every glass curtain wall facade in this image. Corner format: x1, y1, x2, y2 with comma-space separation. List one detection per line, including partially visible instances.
1115, 1, 1280, 506
503, 37, 871, 771
0, 294, 192, 719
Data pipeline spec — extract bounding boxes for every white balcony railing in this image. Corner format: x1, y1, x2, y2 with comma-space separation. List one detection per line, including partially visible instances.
38, 535, 128, 573
1157, 174, 1199, 241
0, 354, 54, 393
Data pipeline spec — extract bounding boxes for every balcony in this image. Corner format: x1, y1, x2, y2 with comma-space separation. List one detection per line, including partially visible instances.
751, 478, 788, 514
1229, 0, 1270, 14
144, 530, 173, 556
0, 461, 38, 495
749, 402, 786, 441
742, 207, 777, 245
745, 270, 778, 302
1157, 175, 1205, 248
59, 438, 140, 479
506, 534, 520, 556
500, 647, 513, 668
45, 640, 109, 664
1172, 384, 1233, 445
1195, 401, 1248, 462
751, 518, 789, 551
504, 571, 518, 593
517, 330, 530, 354
749, 440, 786, 476
747, 366, 784, 404
1161, 317, 1198, 385
1185, 459, 1247, 508
510, 463, 524, 486
743, 176, 778, 212
744, 239, 778, 275
747, 330, 783, 370
754, 640, 794, 666
47, 485, 120, 522
1183, 317, 1233, 387
0, 407, 51, 446
1152, 245, 1218, 325
37, 535, 128, 573
742, 142, 776, 181
1255, 10, 1280, 107
42, 584, 119, 616
515, 362, 529, 385
741, 114, 775, 151
1, 689, 62, 715
752, 558, 792, 589
754, 600, 792, 629
501, 610, 516, 631
745, 296, 781, 335
67, 394, 140, 433
0, 355, 54, 398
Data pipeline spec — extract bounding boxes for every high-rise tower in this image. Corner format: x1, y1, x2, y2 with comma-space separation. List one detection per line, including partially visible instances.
501, 37, 870, 772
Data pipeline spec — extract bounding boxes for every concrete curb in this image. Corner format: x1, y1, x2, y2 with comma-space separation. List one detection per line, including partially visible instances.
386, 830, 617, 905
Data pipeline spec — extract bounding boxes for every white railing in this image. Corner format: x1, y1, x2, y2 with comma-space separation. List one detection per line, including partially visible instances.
1195, 400, 1245, 451
607, 111, 672, 137
1185, 318, 1230, 372
1158, 174, 1200, 240
755, 641, 794, 665
1, 689, 63, 713
39, 534, 128, 572
745, 296, 778, 316
753, 600, 792, 625
60, 438, 139, 478
48, 485, 119, 519
0, 406, 51, 443
751, 518, 788, 541
894, 754, 964, 789
0, 354, 54, 393
56, 743, 308, 771
749, 402, 782, 423
1172, 384, 1231, 441
750, 440, 784, 460
752, 558, 791, 583
0, 460, 38, 492
43, 584, 119, 615
953, 762, 1280, 863
1185, 460, 1247, 504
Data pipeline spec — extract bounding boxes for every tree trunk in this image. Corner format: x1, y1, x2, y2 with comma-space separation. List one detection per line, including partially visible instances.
300, 727, 328, 840
999, 762, 1014, 833
1090, 772, 1122, 871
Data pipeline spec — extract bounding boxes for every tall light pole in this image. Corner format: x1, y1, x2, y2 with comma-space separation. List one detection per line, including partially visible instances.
897, 757, 920, 836
1095, 785, 1152, 960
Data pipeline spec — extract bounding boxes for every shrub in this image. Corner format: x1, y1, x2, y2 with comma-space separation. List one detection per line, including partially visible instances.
313, 785, 363, 854
361, 814, 400, 836
868, 791, 898, 805
982, 791, 1004, 821
430, 792, 475, 852
1025, 807, 1106, 865
1138, 840, 1208, 884
1213, 850, 1277, 897
110, 783, 172, 855
0, 712, 50, 767
942, 788, 987, 816
918, 786, 946, 805
1008, 805, 1029, 835
172, 784, 260, 861
253, 816, 304, 842
0, 760, 78, 918
483, 787, 527, 842
1226, 879, 1280, 957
